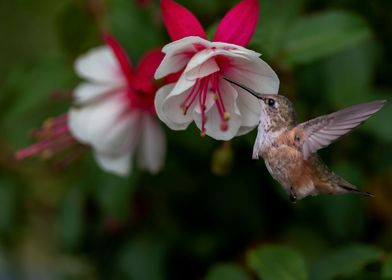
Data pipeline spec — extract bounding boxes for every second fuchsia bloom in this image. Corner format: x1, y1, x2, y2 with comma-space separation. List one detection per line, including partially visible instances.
154, 0, 279, 140
16, 35, 168, 177
68, 34, 167, 176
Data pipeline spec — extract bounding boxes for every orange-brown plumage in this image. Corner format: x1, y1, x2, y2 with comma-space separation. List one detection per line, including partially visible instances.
225, 77, 386, 201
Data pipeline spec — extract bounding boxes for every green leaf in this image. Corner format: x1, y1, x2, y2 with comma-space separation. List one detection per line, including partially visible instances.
2, 55, 75, 147
55, 186, 85, 250
313, 194, 366, 240
4, 55, 74, 117
0, 0, 68, 84
252, 0, 305, 58
94, 172, 138, 221
117, 235, 167, 280
310, 244, 383, 280
282, 11, 371, 65
206, 263, 251, 280
247, 245, 308, 280
56, 1, 100, 57
0, 180, 19, 235
107, 0, 164, 61
382, 255, 392, 278
322, 40, 378, 107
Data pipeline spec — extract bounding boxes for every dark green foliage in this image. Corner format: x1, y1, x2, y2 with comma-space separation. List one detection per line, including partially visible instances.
206, 263, 252, 280
247, 245, 308, 280
0, 0, 391, 279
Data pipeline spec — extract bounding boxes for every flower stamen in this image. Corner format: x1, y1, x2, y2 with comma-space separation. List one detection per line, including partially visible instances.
180, 78, 200, 115
199, 77, 209, 136
15, 115, 79, 161
212, 74, 230, 131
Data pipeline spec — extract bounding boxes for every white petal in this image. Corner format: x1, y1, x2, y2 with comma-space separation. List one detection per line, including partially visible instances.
155, 36, 210, 79
74, 46, 126, 85
224, 56, 280, 95
73, 82, 123, 104
161, 36, 210, 54
94, 151, 132, 176
68, 94, 140, 154
162, 92, 194, 129
168, 73, 195, 98
212, 41, 261, 58
155, 84, 193, 130
193, 107, 241, 141
154, 84, 175, 126
155, 51, 190, 80
185, 50, 220, 80
184, 48, 248, 80
184, 41, 260, 74
229, 82, 261, 128
137, 114, 166, 173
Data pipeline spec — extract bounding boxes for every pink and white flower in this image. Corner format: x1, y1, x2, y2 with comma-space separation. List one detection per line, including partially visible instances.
154, 0, 279, 140
16, 34, 167, 176
68, 34, 167, 176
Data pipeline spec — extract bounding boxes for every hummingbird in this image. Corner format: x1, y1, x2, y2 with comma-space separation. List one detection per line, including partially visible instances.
224, 78, 386, 202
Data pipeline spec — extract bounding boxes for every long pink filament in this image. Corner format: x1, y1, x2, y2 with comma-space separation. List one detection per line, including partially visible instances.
179, 72, 231, 135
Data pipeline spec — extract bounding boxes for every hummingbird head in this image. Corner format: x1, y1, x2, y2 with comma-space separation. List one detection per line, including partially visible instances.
257, 94, 297, 131
224, 77, 297, 131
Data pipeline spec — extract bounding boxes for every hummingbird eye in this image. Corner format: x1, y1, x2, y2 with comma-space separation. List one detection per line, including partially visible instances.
267, 98, 275, 107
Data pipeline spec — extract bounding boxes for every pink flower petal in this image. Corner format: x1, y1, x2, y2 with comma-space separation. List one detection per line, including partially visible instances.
164, 71, 181, 84
136, 49, 165, 80
161, 0, 207, 41
102, 32, 134, 83
213, 0, 259, 46
134, 49, 164, 93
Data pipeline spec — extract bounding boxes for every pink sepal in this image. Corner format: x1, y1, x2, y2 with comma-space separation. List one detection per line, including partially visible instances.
102, 32, 134, 82
135, 49, 165, 93
137, 49, 165, 80
213, 0, 259, 46
161, 0, 207, 41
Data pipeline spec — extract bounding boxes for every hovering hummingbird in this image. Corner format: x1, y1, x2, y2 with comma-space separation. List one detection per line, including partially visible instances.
224, 78, 386, 202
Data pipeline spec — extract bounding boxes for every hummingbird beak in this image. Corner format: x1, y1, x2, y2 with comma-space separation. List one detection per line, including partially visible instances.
223, 77, 265, 100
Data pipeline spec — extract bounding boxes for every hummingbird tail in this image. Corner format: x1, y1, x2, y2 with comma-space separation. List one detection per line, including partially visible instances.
338, 184, 374, 198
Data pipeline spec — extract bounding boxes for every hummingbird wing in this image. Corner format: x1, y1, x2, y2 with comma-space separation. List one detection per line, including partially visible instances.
296, 100, 386, 159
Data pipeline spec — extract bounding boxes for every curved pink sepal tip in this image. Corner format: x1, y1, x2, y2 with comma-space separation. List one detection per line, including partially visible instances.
213, 0, 259, 46
161, 0, 207, 41
102, 32, 134, 81
137, 49, 165, 80
135, 49, 165, 93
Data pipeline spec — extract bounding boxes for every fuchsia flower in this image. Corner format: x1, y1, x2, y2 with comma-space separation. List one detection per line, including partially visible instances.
17, 34, 167, 176
154, 0, 279, 140
68, 34, 166, 176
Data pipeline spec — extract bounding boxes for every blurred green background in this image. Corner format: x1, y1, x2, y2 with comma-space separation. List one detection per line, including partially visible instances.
1, 0, 392, 279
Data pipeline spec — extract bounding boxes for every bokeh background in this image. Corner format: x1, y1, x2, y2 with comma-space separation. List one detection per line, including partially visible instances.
1, 0, 392, 279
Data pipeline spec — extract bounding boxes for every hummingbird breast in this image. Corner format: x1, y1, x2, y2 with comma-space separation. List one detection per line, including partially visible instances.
261, 130, 318, 199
